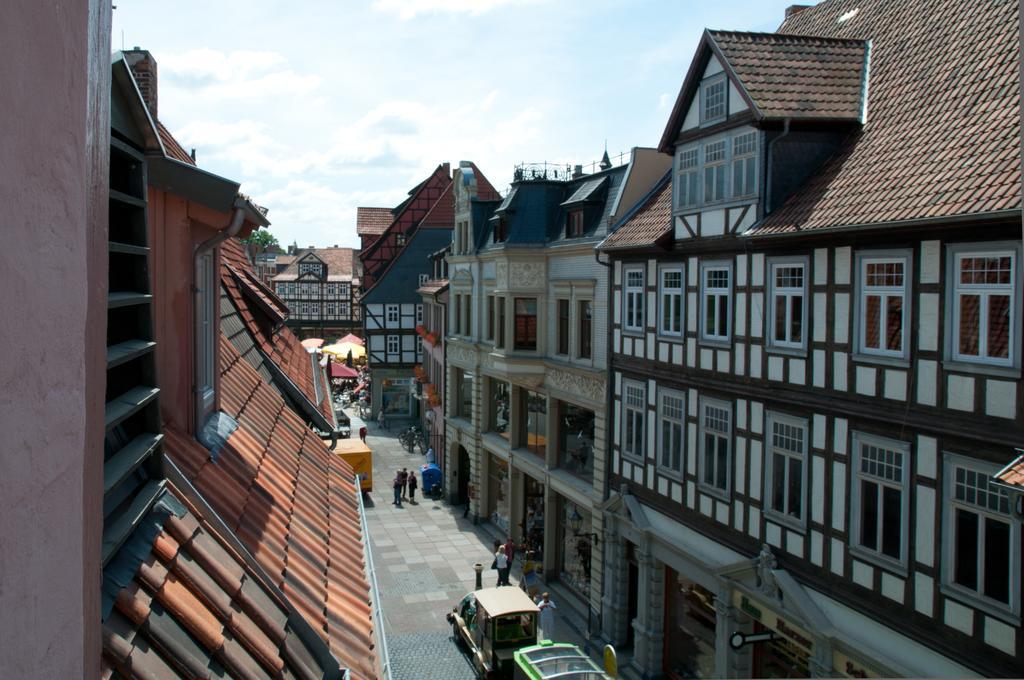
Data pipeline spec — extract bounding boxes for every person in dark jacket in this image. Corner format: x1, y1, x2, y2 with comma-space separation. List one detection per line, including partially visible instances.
399, 467, 409, 501
392, 471, 403, 507
408, 470, 418, 503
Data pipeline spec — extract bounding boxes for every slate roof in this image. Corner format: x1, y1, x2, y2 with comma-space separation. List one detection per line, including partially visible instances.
221, 238, 335, 427
101, 483, 333, 679
166, 338, 377, 678
355, 207, 392, 237
994, 454, 1024, 491
273, 247, 359, 282
751, 0, 1021, 234
562, 176, 609, 206
600, 172, 672, 250
708, 31, 867, 121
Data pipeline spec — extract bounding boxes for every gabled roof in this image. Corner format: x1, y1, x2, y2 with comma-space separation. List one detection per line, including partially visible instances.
167, 337, 376, 677
221, 238, 335, 426
356, 207, 393, 237
750, 0, 1021, 234
599, 171, 672, 250
420, 181, 455, 227
273, 247, 358, 282
709, 30, 867, 121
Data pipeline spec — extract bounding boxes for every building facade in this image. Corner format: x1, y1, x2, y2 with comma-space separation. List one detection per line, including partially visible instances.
272, 246, 361, 338
418, 245, 450, 467
599, 1, 1023, 678
445, 152, 668, 637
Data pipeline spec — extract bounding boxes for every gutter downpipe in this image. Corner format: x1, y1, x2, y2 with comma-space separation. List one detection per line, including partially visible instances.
193, 201, 247, 433
765, 118, 791, 214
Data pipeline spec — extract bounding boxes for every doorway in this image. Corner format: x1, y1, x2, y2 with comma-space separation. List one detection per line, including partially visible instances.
456, 444, 470, 506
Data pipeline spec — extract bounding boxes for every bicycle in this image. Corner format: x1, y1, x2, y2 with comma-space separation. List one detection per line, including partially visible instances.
399, 425, 422, 452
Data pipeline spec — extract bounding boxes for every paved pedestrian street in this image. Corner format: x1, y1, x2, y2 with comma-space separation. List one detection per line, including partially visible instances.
353, 412, 591, 679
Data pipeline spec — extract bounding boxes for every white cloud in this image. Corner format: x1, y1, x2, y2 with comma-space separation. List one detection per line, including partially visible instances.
658, 92, 672, 109
159, 49, 320, 101
371, 0, 544, 20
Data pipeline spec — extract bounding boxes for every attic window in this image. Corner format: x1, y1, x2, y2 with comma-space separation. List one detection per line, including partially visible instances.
494, 216, 509, 243
396, 233, 406, 246
567, 210, 585, 238
702, 76, 727, 123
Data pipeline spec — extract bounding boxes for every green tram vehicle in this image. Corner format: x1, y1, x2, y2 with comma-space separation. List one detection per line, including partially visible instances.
513, 641, 612, 680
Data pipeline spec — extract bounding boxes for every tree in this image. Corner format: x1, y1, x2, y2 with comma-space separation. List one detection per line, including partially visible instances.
242, 228, 279, 251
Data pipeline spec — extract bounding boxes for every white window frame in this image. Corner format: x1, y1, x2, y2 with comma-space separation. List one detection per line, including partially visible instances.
731, 132, 758, 198
701, 74, 727, 123
657, 388, 685, 477
700, 261, 732, 343
340, 302, 350, 318
419, 273, 429, 287
855, 251, 911, 360
623, 266, 645, 334
702, 139, 727, 204
386, 303, 400, 325
416, 304, 423, 325
675, 146, 699, 210
941, 452, 1021, 621
850, 431, 910, 572
386, 334, 400, 355
767, 257, 808, 352
764, 412, 808, 530
698, 397, 732, 498
194, 251, 216, 422
340, 283, 350, 298
948, 244, 1020, 369
658, 265, 684, 338
621, 379, 646, 461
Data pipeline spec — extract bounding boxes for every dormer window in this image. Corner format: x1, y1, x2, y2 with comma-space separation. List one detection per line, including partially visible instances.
566, 210, 585, 238
732, 132, 758, 197
494, 216, 509, 243
676, 147, 699, 208
703, 140, 727, 203
701, 75, 727, 123
396, 233, 406, 246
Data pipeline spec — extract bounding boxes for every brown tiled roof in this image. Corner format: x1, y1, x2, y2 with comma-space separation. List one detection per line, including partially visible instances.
709, 31, 867, 120
221, 238, 335, 425
994, 454, 1024, 490
470, 161, 502, 201
272, 247, 359, 282
167, 339, 376, 677
102, 483, 332, 679
157, 120, 195, 165
356, 207, 392, 236
600, 173, 672, 249
419, 181, 455, 228
750, 0, 1021, 234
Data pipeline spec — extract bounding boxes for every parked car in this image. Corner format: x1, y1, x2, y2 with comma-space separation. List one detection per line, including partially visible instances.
447, 587, 539, 679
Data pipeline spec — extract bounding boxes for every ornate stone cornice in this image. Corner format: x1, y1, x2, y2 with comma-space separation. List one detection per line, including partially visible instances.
545, 367, 605, 407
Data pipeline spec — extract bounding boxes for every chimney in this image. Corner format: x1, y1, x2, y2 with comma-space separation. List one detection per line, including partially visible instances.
123, 48, 158, 119
572, 165, 584, 179
785, 4, 811, 19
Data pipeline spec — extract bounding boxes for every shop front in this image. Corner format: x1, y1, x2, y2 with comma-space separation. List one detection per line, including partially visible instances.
663, 568, 716, 679
380, 377, 416, 417
557, 501, 593, 598
488, 454, 510, 534
729, 590, 814, 678
521, 475, 545, 558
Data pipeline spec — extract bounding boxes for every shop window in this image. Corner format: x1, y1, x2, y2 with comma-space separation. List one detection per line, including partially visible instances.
488, 457, 510, 534
699, 398, 731, 496
559, 503, 592, 597
514, 297, 538, 351
381, 378, 413, 417
559, 402, 595, 479
520, 389, 547, 457
488, 378, 510, 440
850, 432, 909, 569
942, 454, 1019, 615
664, 568, 717, 678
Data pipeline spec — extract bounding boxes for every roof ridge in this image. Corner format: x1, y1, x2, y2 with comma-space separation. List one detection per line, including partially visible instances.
709, 28, 867, 44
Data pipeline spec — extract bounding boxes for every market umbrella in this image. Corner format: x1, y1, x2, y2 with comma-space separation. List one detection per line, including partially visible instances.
329, 363, 359, 379
322, 341, 366, 360
338, 333, 364, 346
301, 337, 324, 349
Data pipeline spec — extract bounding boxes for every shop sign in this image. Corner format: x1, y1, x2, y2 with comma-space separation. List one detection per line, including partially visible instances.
731, 591, 814, 654
833, 650, 879, 678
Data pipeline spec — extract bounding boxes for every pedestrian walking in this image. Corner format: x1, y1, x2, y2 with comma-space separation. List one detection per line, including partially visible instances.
424, 446, 435, 464
407, 470, 418, 503
377, 410, 388, 431
536, 592, 557, 640
392, 471, 403, 507
399, 467, 409, 500
503, 536, 516, 564
359, 425, 367, 442
495, 546, 510, 586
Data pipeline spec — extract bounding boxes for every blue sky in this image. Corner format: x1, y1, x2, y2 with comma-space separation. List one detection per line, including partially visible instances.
113, 0, 796, 248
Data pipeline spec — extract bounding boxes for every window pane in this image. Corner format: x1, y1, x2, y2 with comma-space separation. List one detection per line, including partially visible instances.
558, 299, 569, 355
983, 518, 1011, 603
715, 165, 726, 201
704, 167, 715, 202
732, 161, 743, 196
788, 456, 802, 518
772, 453, 785, 513
790, 294, 803, 343
703, 435, 715, 485
716, 437, 728, 489
865, 295, 881, 349
954, 508, 979, 590
672, 426, 682, 470
988, 294, 1010, 359
885, 295, 903, 352
774, 294, 786, 342
717, 295, 728, 338
959, 294, 980, 356
745, 157, 755, 194
881, 486, 902, 559
661, 421, 671, 468
705, 296, 717, 336
672, 294, 682, 333
860, 480, 878, 551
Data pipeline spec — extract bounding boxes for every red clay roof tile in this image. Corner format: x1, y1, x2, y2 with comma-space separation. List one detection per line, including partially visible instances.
601, 173, 672, 249
356, 207, 393, 237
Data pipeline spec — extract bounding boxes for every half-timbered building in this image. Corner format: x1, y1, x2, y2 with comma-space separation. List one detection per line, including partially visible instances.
598, 1, 1023, 677
272, 246, 361, 338
418, 244, 450, 466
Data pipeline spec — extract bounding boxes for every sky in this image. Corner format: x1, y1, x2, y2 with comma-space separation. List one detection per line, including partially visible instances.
113, 0, 796, 249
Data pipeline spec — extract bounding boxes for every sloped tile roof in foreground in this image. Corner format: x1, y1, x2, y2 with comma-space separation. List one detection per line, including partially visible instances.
164, 335, 377, 678
600, 173, 672, 250
750, 0, 1021, 234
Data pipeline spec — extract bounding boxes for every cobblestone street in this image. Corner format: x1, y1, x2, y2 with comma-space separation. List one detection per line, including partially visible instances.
352, 412, 590, 679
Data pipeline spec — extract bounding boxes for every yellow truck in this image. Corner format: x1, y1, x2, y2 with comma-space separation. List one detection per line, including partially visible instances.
334, 438, 373, 492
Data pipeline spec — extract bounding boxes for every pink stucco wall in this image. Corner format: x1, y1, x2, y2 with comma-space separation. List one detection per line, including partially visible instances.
0, 0, 111, 677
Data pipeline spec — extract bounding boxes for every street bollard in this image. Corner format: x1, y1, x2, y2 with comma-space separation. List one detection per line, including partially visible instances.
473, 563, 483, 590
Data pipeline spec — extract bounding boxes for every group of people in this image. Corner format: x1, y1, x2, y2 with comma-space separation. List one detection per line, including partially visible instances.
492, 537, 557, 640
391, 467, 417, 507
